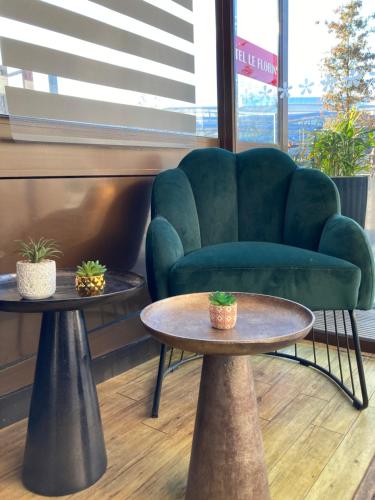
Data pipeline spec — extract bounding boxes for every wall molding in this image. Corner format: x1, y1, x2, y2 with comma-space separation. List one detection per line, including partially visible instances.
0, 115, 218, 178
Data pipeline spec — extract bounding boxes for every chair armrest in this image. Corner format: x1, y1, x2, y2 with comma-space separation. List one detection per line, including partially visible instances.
146, 216, 184, 301
319, 214, 375, 309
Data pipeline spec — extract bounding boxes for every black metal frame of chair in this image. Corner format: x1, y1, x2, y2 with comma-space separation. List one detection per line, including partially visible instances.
151, 309, 368, 417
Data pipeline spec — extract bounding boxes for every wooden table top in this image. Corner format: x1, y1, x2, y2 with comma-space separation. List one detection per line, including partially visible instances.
141, 293, 314, 355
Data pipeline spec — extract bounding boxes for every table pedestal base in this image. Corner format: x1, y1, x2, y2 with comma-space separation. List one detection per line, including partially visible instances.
22, 310, 107, 496
186, 355, 270, 500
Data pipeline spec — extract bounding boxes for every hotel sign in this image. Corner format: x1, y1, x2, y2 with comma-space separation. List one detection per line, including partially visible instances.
235, 36, 278, 87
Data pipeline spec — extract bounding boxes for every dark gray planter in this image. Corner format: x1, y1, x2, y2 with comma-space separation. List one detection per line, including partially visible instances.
331, 176, 368, 228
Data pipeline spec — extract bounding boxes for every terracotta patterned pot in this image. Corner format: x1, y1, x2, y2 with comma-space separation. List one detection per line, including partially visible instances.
209, 302, 237, 330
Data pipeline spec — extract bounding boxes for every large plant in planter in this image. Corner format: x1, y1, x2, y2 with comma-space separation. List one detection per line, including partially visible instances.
309, 109, 375, 226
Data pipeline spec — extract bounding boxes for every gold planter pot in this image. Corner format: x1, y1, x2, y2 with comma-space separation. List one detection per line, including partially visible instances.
209, 302, 237, 330
75, 274, 105, 297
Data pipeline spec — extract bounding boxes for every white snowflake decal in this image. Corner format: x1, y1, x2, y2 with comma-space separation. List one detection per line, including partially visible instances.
278, 81, 292, 99
320, 76, 335, 92
298, 78, 314, 95
241, 90, 253, 106
345, 72, 361, 87
259, 85, 272, 101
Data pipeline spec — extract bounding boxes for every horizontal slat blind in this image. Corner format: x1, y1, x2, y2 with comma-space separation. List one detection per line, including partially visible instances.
0, 0, 197, 145
173, 0, 193, 10
0, 0, 194, 71
6, 87, 196, 133
93, 0, 194, 42
1, 38, 195, 103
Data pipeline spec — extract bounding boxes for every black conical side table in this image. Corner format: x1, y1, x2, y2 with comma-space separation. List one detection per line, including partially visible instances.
0, 270, 144, 496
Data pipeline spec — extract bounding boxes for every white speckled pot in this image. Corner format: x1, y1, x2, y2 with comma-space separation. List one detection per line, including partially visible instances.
16, 260, 56, 300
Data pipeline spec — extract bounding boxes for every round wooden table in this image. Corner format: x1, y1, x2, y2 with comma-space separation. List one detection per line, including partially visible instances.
141, 292, 314, 500
0, 270, 144, 496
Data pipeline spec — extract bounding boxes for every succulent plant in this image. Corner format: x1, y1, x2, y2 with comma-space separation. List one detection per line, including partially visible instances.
209, 291, 236, 306
76, 260, 107, 277
17, 237, 62, 263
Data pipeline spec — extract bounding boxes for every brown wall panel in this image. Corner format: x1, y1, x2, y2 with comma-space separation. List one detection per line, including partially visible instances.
89, 315, 149, 359
0, 175, 154, 395
0, 313, 40, 367
0, 176, 152, 273
0, 314, 150, 397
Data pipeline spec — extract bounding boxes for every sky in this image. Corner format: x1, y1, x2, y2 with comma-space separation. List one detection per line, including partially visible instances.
288, 0, 375, 97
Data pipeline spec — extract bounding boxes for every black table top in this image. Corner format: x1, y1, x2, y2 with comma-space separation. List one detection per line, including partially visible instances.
0, 269, 145, 313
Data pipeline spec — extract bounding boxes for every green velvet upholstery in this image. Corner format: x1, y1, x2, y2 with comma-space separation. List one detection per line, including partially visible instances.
169, 242, 361, 311
146, 216, 184, 300
319, 215, 375, 309
146, 147, 375, 311
179, 148, 238, 246
237, 149, 296, 243
151, 168, 201, 254
284, 168, 340, 250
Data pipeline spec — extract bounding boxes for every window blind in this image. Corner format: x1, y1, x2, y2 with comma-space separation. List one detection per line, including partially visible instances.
0, 0, 196, 145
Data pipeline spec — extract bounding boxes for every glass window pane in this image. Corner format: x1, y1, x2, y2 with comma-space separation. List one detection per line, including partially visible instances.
288, 0, 375, 161
235, 0, 280, 144
0, 0, 218, 142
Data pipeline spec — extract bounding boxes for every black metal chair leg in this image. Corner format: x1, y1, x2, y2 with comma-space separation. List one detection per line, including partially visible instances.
349, 310, 369, 409
152, 310, 369, 414
266, 309, 368, 410
151, 343, 167, 418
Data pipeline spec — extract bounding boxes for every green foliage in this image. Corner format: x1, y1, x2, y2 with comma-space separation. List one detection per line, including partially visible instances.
321, 0, 375, 112
76, 260, 107, 277
289, 140, 312, 167
17, 237, 62, 263
209, 291, 236, 306
309, 109, 375, 176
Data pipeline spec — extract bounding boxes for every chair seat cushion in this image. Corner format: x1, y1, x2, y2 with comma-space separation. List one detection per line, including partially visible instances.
169, 242, 361, 311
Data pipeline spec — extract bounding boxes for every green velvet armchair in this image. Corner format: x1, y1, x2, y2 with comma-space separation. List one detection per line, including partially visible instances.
146, 147, 374, 415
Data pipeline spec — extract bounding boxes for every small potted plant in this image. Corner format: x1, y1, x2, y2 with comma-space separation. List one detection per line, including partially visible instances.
75, 260, 107, 297
209, 291, 237, 330
16, 237, 62, 299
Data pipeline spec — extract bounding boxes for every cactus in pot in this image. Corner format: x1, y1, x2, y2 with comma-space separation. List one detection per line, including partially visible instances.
209, 291, 237, 330
75, 260, 107, 297
16, 238, 62, 299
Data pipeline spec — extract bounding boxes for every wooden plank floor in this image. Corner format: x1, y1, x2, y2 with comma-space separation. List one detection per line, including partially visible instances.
1, 342, 375, 500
